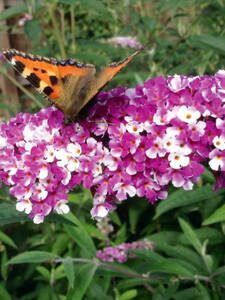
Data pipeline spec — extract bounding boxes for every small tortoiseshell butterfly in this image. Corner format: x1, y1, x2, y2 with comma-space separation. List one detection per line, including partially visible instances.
2, 49, 141, 122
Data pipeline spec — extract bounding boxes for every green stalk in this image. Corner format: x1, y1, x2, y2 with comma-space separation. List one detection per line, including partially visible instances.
47, 3, 66, 59
59, 7, 65, 44
0, 67, 44, 109
70, 4, 76, 52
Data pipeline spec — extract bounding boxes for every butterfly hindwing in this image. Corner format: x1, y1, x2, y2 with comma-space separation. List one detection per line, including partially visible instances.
58, 69, 96, 118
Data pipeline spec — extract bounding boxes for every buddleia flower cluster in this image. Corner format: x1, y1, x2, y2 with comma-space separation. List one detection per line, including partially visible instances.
107, 36, 143, 50
97, 239, 155, 263
0, 71, 225, 223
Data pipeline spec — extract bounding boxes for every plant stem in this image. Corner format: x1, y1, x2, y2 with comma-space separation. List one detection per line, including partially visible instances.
70, 4, 76, 52
47, 4, 66, 59
0, 67, 44, 109
59, 7, 65, 44
55, 257, 163, 281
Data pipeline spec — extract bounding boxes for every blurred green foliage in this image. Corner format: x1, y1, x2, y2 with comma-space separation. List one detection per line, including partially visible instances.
1, 0, 225, 299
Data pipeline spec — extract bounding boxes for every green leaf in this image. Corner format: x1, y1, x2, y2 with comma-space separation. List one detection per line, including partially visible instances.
196, 283, 211, 300
0, 284, 11, 300
8, 251, 58, 264
46, 214, 75, 225
63, 213, 96, 257
1, 251, 8, 280
24, 19, 42, 46
178, 227, 225, 246
178, 218, 202, 254
64, 224, 96, 258
202, 194, 223, 220
128, 199, 147, 233
109, 211, 121, 226
83, 223, 108, 241
154, 186, 221, 218
98, 261, 139, 278
203, 203, 225, 225
155, 242, 205, 273
201, 168, 216, 184
59, 0, 76, 3
79, 0, 108, 16
131, 248, 165, 262
192, 34, 225, 54
115, 223, 127, 244
0, 231, 17, 249
36, 266, 51, 280
63, 257, 75, 289
0, 2, 26, 21
174, 287, 208, 300
0, 203, 30, 225
119, 289, 138, 300
68, 263, 97, 300
85, 281, 111, 299
151, 260, 194, 278
54, 264, 66, 281
117, 278, 149, 290
52, 233, 70, 256
213, 265, 225, 280
148, 231, 181, 245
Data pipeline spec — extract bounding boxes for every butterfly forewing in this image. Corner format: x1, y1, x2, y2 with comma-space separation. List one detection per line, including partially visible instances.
2, 49, 95, 113
2, 48, 141, 120
71, 50, 142, 116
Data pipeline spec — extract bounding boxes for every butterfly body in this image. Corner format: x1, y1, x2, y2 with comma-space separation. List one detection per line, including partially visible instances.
2, 48, 141, 121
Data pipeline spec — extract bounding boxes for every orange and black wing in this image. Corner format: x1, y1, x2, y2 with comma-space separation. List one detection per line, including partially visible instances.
100, 49, 141, 85
2, 49, 95, 112
77, 49, 142, 112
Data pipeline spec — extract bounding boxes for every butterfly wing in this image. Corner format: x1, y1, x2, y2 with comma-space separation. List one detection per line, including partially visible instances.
2, 49, 96, 115
2, 49, 141, 120
98, 49, 141, 88
75, 49, 142, 114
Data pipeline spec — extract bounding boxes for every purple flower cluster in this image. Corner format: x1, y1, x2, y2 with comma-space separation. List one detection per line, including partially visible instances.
97, 239, 155, 263
107, 36, 143, 50
0, 71, 225, 223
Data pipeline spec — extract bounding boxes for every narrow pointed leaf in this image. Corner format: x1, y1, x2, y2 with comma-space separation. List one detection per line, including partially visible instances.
154, 186, 221, 218
63, 213, 96, 257
69, 263, 97, 300
63, 257, 75, 289
178, 218, 202, 254
151, 260, 194, 278
120, 289, 138, 300
8, 251, 58, 264
0, 231, 17, 249
203, 203, 225, 225
0, 203, 29, 224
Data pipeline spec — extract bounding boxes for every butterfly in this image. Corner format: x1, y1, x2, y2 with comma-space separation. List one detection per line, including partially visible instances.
2, 49, 141, 122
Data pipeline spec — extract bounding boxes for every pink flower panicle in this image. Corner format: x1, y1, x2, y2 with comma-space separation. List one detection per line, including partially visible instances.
97, 239, 155, 263
0, 71, 225, 223
107, 36, 143, 50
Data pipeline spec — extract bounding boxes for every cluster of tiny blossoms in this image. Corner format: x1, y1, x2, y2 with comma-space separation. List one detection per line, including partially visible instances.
107, 36, 143, 50
0, 71, 225, 223
97, 239, 155, 263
